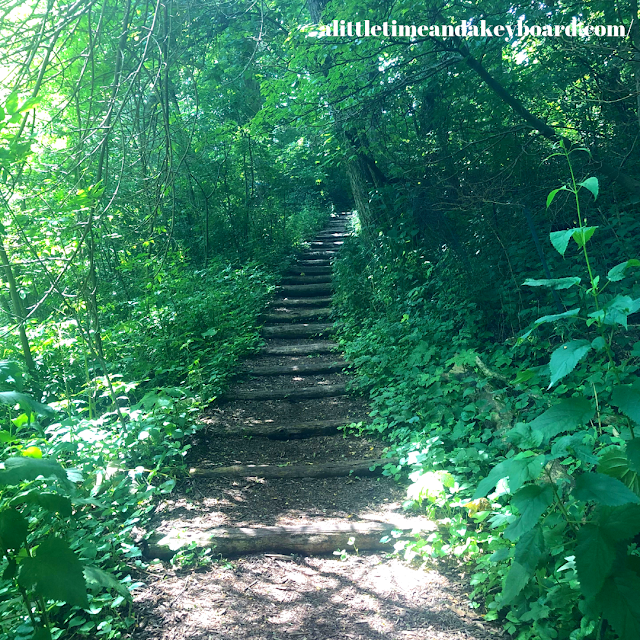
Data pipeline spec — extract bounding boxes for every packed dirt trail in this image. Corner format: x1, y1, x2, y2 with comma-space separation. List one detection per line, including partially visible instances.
133, 213, 498, 639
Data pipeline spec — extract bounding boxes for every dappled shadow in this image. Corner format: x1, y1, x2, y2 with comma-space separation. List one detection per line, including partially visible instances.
133, 551, 499, 640
151, 473, 407, 530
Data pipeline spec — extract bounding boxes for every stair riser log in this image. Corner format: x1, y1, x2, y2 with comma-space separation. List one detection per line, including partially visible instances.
271, 297, 332, 307
299, 251, 338, 259
286, 266, 332, 275
146, 521, 402, 559
226, 383, 346, 401
246, 361, 345, 376
280, 275, 332, 285
208, 419, 354, 439
262, 342, 338, 355
277, 284, 332, 297
188, 458, 394, 479
263, 308, 332, 323
261, 323, 334, 338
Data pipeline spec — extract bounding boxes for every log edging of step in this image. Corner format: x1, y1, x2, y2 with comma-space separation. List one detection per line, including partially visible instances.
188, 457, 396, 479
286, 266, 332, 275
145, 520, 407, 559
262, 341, 339, 355
207, 418, 361, 439
261, 323, 334, 338
271, 297, 333, 307
245, 360, 346, 376
262, 308, 332, 323
277, 284, 332, 296
280, 275, 332, 285
226, 382, 347, 401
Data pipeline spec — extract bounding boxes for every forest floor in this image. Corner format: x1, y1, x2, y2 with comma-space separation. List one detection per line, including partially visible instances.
131, 215, 500, 640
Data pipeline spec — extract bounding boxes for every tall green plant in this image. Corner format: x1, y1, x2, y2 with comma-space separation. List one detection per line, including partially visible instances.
470, 142, 640, 639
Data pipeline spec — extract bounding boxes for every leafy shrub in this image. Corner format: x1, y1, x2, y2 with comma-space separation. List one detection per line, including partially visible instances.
334, 145, 640, 640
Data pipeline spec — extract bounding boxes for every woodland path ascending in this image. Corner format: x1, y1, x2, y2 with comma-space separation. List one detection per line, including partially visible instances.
132, 214, 496, 640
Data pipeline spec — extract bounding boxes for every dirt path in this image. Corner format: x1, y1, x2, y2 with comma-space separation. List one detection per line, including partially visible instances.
132, 214, 498, 639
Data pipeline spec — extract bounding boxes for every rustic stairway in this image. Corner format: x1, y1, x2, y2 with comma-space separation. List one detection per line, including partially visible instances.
147, 212, 406, 559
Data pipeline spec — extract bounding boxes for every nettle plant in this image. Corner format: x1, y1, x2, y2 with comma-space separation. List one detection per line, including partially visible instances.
473, 142, 640, 639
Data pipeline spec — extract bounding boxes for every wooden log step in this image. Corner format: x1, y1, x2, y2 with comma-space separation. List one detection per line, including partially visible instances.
272, 297, 333, 307
263, 308, 332, 322
261, 323, 333, 338
226, 382, 347, 401
278, 284, 332, 297
208, 418, 355, 439
146, 521, 403, 559
310, 240, 344, 247
280, 275, 332, 285
188, 457, 393, 479
315, 232, 347, 238
299, 251, 338, 259
287, 265, 332, 275
246, 360, 345, 376
262, 341, 338, 355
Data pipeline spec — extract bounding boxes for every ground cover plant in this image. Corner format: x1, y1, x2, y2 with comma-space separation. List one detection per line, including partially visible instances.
333, 146, 640, 639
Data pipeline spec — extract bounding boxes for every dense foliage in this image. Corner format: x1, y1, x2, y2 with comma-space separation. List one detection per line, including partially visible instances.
1, 0, 640, 637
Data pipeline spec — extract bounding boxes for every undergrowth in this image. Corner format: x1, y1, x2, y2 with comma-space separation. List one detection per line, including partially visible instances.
334, 147, 640, 640
0, 205, 330, 639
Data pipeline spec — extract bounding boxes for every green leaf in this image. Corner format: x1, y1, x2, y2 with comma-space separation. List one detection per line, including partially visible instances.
546, 187, 568, 208
11, 491, 72, 516
502, 526, 544, 605
598, 571, 640, 640
519, 308, 580, 341
502, 562, 530, 606
578, 177, 599, 200
506, 423, 543, 449
5, 93, 18, 115
0, 430, 17, 443
18, 536, 88, 608
31, 629, 52, 640
509, 454, 546, 493
612, 382, 640, 423
548, 340, 592, 388
608, 260, 640, 282
504, 484, 554, 541
590, 295, 640, 329
83, 566, 131, 600
0, 457, 67, 485
0, 508, 28, 551
0, 360, 23, 383
529, 397, 594, 443
599, 448, 640, 494
592, 336, 606, 351
474, 453, 545, 499
627, 440, 640, 473
17, 96, 41, 113
595, 505, 640, 540
523, 277, 581, 290
572, 226, 598, 248
575, 524, 615, 599
550, 228, 578, 256
574, 473, 640, 505
0, 391, 54, 416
